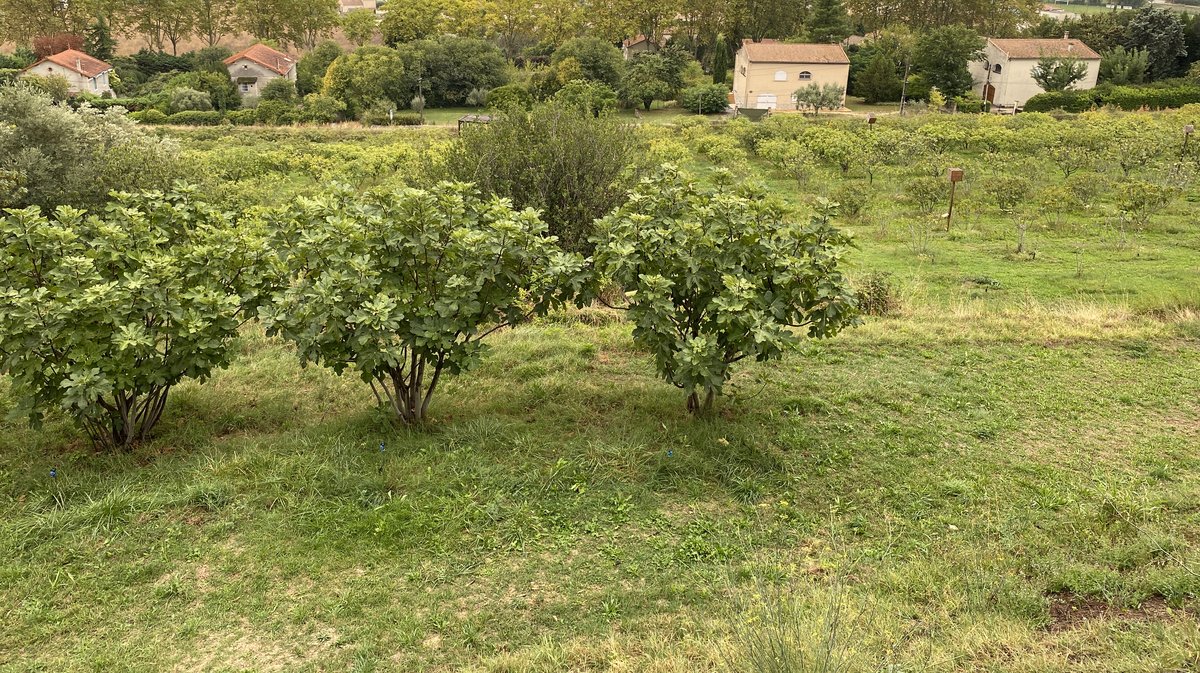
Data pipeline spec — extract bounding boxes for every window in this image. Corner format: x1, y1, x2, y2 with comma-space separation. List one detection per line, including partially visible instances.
798, 71, 812, 81
774, 70, 787, 81
240, 83, 252, 93
992, 63, 1002, 74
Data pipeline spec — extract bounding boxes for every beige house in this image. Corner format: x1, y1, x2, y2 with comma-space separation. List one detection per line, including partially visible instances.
339, 0, 378, 12
224, 44, 297, 98
732, 40, 850, 111
21, 49, 114, 96
969, 37, 1100, 109
622, 34, 667, 59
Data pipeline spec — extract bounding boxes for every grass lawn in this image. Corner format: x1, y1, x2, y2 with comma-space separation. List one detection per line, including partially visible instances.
4, 117, 1200, 672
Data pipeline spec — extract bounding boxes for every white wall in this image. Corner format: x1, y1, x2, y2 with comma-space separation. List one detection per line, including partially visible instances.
970, 43, 1100, 108
227, 59, 296, 97
25, 61, 112, 96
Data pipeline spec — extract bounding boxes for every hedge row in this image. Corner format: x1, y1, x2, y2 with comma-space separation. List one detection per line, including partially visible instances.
1025, 85, 1200, 113
127, 108, 426, 127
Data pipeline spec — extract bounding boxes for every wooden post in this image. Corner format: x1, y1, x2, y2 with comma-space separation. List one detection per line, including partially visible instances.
946, 167, 964, 231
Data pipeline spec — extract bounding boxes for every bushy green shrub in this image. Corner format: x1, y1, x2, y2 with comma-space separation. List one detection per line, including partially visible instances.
168, 87, 213, 113
227, 109, 257, 125
393, 112, 423, 125
1023, 90, 1095, 112
1, 83, 181, 209
260, 78, 298, 103
134, 108, 169, 124
255, 100, 297, 125
954, 93, 985, 113
260, 183, 585, 425
1025, 85, 1200, 112
1104, 86, 1200, 111
298, 93, 346, 123
447, 102, 644, 252
0, 188, 272, 450
487, 83, 534, 110
551, 79, 618, 116
592, 166, 858, 414
167, 110, 223, 125
679, 84, 729, 114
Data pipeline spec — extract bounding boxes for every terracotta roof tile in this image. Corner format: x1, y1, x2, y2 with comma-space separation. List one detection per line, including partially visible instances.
224, 44, 296, 76
740, 40, 850, 65
27, 49, 112, 78
989, 38, 1100, 60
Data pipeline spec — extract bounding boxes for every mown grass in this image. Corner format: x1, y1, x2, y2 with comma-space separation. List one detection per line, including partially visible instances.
3, 117, 1200, 671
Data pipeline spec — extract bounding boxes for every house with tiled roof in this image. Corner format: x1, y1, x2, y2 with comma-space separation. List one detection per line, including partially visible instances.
339, 0, 378, 12
224, 44, 297, 98
969, 37, 1100, 109
21, 49, 114, 96
732, 40, 850, 111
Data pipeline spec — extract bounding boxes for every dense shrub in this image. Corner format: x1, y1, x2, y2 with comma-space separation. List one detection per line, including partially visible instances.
255, 100, 297, 125
168, 71, 240, 111
0, 83, 181, 209
260, 78, 298, 103
260, 183, 585, 425
137, 108, 169, 124
227, 109, 257, 125
0, 188, 272, 450
298, 93, 345, 123
551, 79, 619, 116
448, 102, 645, 252
486, 83, 534, 110
169, 87, 214, 113
1025, 85, 1200, 112
168, 110, 223, 125
1023, 90, 1096, 112
679, 84, 730, 114
551, 37, 625, 88
592, 167, 858, 414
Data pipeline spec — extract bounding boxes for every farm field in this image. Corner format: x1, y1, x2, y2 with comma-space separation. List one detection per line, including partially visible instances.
3, 109, 1200, 672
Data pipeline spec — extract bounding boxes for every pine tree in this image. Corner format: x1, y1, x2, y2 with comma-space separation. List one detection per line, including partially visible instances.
83, 15, 116, 61
855, 51, 903, 103
807, 0, 851, 44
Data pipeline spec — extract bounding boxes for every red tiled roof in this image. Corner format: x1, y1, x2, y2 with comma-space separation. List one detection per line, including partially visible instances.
740, 40, 850, 65
224, 44, 296, 76
989, 38, 1100, 60
26, 49, 112, 78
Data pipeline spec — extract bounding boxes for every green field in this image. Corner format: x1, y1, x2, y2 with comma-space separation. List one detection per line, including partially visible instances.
3, 110, 1200, 672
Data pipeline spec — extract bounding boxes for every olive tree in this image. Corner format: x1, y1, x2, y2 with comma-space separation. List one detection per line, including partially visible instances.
592, 167, 858, 415
0, 188, 272, 450
260, 183, 586, 425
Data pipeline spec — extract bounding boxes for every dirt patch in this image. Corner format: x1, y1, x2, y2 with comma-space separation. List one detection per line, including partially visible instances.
1046, 591, 1180, 632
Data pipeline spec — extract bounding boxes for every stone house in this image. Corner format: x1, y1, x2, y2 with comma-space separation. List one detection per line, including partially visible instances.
224, 44, 298, 98
21, 49, 114, 96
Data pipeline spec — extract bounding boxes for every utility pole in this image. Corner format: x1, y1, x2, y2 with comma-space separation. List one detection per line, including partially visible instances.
899, 58, 911, 116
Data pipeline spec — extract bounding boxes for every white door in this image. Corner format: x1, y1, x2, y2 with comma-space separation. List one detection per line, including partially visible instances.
756, 93, 777, 110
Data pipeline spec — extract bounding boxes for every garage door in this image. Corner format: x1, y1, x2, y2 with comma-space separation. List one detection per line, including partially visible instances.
755, 93, 777, 110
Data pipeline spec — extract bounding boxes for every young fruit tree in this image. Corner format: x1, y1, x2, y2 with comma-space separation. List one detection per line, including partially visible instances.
591, 167, 858, 415
1031, 57, 1088, 92
0, 188, 272, 451
259, 183, 586, 425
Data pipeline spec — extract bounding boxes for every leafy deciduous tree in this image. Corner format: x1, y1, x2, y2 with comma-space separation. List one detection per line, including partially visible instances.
592, 166, 857, 414
260, 183, 585, 425
1032, 56, 1087, 92
0, 188, 271, 450
912, 26, 984, 99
